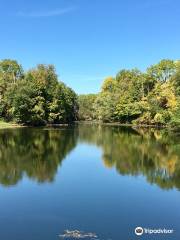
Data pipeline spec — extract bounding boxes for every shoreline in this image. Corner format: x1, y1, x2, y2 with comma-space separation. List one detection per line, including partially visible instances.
76, 121, 167, 129
0, 120, 176, 130
0, 121, 24, 129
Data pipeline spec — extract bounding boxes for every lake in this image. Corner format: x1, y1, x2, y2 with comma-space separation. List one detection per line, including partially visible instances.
0, 123, 179, 240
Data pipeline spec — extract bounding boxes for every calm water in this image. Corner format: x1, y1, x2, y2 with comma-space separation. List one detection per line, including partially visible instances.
0, 124, 179, 240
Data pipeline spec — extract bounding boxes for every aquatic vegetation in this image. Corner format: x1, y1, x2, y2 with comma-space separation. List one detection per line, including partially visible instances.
59, 230, 98, 239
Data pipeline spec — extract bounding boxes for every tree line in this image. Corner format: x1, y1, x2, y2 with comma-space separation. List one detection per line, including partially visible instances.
0, 59, 78, 125
78, 59, 180, 127
1, 58, 180, 127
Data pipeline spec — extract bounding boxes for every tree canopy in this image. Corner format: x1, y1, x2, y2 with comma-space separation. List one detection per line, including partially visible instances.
78, 59, 180, 127
1, 58, 180, 127
0, 60, 78, 125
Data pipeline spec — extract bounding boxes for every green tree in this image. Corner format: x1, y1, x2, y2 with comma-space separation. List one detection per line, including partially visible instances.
0, 62, 78, 125
78, 94, 97, 120
94, 92, 116, 122
0, 59, 23, 119
101, 77, 116, 93
147, 59, 176, 83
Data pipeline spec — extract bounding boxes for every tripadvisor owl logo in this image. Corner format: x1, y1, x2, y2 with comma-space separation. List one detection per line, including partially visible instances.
135, 227, 144, 236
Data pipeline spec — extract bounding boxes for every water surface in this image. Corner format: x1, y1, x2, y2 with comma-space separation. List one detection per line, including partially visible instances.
0, 124, 179, 239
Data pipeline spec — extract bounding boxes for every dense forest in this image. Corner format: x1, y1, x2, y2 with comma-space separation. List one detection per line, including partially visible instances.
0, 59, 78, 125
1, 58, 180, 127
79, 59, 180, 127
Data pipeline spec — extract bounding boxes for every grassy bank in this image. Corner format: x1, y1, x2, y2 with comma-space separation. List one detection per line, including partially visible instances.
0, 120, 21, 129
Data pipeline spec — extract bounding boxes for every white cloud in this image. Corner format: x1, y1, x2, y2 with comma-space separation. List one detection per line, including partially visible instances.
17, 7, 76, 17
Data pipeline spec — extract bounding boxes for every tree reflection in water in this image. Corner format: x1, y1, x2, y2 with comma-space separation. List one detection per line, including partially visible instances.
0, 124, 180, 190
78, 124, 180, 190
0, 127, 77, 186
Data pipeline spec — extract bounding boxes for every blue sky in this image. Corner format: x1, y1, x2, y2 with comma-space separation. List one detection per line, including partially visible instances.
0, 0, 180, 94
